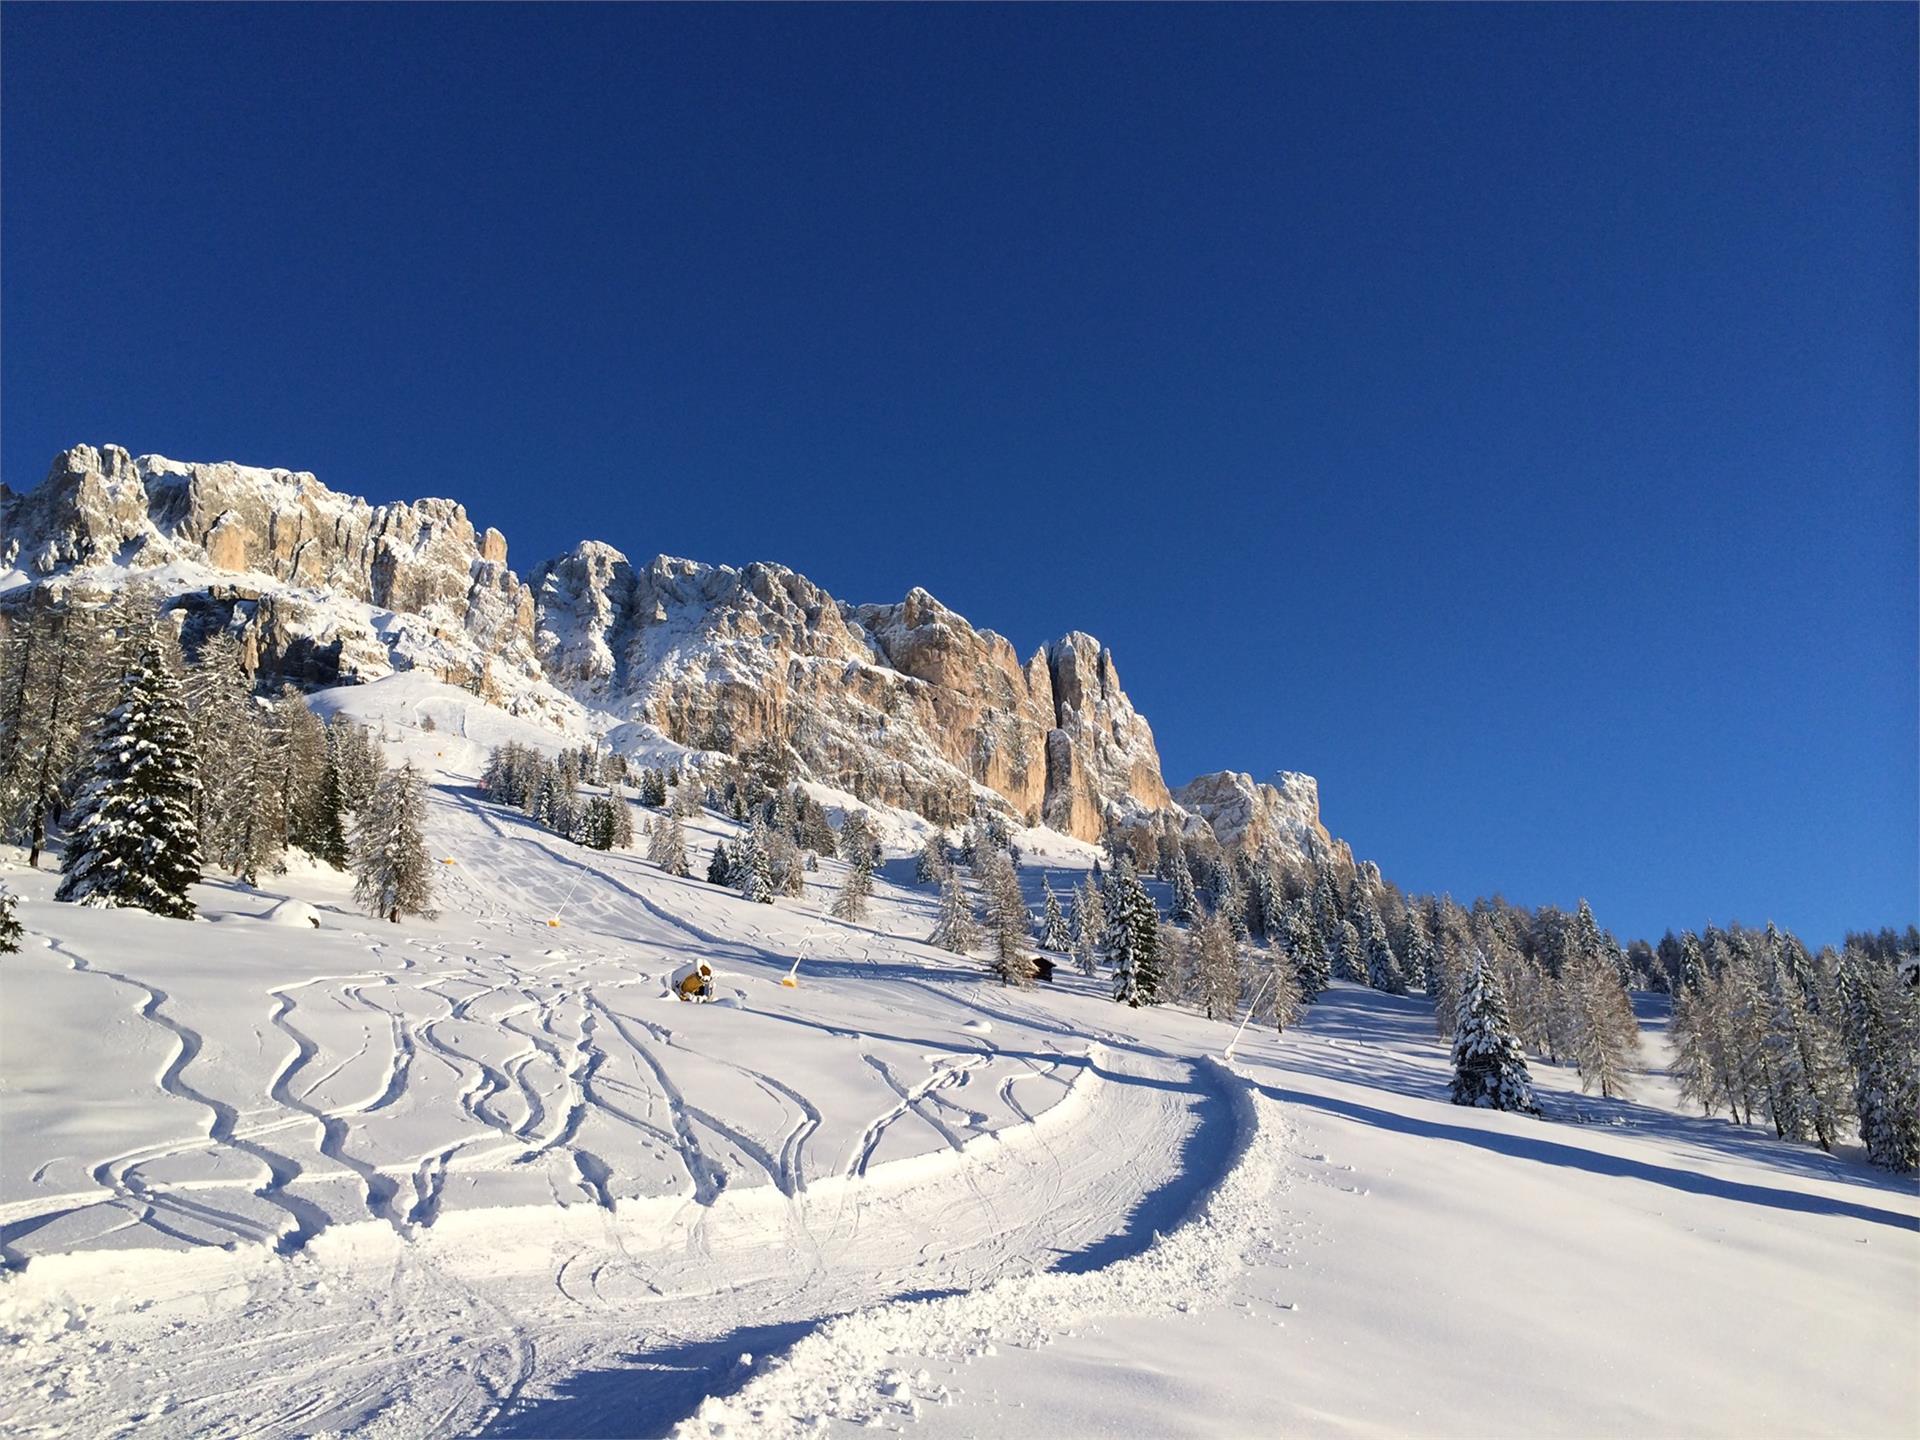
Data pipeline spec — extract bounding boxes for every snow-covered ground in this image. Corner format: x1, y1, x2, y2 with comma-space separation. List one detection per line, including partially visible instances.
1, 717, 1915, 1438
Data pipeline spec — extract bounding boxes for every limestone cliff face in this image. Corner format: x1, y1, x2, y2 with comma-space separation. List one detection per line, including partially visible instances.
1173, 769, 1347, 865
3, 443, 1345, 852
1, 444, 537, 699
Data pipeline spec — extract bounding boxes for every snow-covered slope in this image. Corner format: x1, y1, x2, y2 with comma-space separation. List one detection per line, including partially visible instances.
1, 738, 1913, 1439
2, 444, 1304, 851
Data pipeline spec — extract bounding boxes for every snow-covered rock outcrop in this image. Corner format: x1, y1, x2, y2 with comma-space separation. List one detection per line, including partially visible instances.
0, 443, 542, 704
3, 443, 1346, 849
1174, 769, 1346, 863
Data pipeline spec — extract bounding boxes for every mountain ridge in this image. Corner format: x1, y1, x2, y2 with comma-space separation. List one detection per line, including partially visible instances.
1, 442, 1342, 859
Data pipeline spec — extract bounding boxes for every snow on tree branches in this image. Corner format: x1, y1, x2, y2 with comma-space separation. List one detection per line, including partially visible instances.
56, 637, 202, 919
352, 761, 437, 924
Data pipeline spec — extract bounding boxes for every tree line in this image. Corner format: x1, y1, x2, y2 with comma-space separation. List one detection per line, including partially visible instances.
0, 592, 435, 924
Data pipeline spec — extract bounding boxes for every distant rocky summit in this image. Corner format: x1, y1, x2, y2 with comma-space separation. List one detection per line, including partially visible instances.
1, 443, 1340, 855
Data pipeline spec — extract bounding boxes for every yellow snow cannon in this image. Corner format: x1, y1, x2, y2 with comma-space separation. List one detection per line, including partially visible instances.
671, 961, 716, 1002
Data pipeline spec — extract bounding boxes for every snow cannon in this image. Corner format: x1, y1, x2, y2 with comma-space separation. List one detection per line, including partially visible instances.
670, 961, 716, 1002
781, 960, 800, 989
440, 857, 457, 866
546, 918, 562, 928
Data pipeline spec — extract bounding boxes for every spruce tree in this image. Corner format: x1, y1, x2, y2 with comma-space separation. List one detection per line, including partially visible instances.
0, 887, 21, 953
56, 637, 202, 919
1333, 918, 1365, 984
308, 730, 353, 868
1038, 877, 1072, 951
735, 816, 776, 903
1450, 951, 1540, 1113
1404, 909, 1441, 996
352, 761, 437, 924
1359, 901, 1408, 994
1108, 865, 1162, 1007
1169, 846, 1200, 926
1279, 896, 1330, 999
706, 838, 733, 887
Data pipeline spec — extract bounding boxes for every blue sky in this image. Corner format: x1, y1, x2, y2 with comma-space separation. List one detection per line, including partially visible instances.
3, 5, 1913, 944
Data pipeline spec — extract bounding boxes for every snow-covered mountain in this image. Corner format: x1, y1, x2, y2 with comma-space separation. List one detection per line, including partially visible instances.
0, 443, 1331, 852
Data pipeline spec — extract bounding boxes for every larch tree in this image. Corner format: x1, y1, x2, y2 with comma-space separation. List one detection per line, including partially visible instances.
929, 866, 981, 955
1071, 874, 1105, 977
979, 847, 1036, 986
1, 601, 112, 868
1834, 945, 1920, 1173
831, 840, 876, 923
57, 636, 203, 918
1194, 910, 1240, 1021
915, 832, 950, 884
351, 760, 436, 924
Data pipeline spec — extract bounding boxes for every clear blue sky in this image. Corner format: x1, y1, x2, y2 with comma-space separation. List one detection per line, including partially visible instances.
4, 4, 1913, 945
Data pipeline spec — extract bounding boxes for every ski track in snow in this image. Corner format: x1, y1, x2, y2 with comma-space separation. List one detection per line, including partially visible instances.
11, 761, 1907, 1440
0, 783, 1259, 1440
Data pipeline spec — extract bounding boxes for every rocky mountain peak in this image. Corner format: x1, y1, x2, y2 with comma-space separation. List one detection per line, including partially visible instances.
3, 443, 1346, 853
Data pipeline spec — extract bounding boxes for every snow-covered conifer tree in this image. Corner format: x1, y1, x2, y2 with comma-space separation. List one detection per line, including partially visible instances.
1333, 918, 1365, 983
831, 841, 876, 922
1834, 946, 1920, 1172
1107, 865, 1161, 1007
56, 637, 202, 918
929, 867, 980, 954
328, 715, 383, 816
977, 848, 1035, 985
1194, 910, 1240, 1021
1269, 937, 1304, 1033
1563, 948, 1640, 1099
1449, 950, 1540, 1113
915, 833, 949, 885
706, 839, 733, 888
0, 887, 21, 953
1404, 908, 1441, 995
1169, 846, 1200, 926
351, 761, 436, 924
1, 601, 109, 868
1072, 874, 1105, 976
1279, 896, 1329, 999
1037, 877, 1072, 951
735, 816, 776, 903
656, 812, 691, 877
1358, 900, 1408, 994
1758, 949, 1851, 1150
